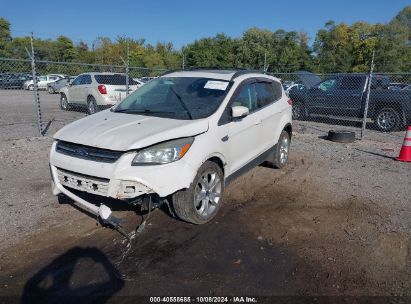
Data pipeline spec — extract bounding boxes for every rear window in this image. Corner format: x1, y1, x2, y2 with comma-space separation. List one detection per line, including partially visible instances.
94, 74, 137, 85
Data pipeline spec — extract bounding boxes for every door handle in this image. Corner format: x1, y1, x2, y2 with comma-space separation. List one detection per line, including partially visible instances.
254, 120, 262, 125
351, 94, 360, 97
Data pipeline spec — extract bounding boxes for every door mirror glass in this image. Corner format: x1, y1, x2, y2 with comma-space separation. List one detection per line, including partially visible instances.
231, 106, 249, 119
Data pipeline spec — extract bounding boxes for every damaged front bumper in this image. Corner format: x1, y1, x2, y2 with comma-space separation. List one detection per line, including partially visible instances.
49, 141, 198, 224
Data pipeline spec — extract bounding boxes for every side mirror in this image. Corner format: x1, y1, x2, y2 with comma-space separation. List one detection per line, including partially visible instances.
231, 106, 249, 119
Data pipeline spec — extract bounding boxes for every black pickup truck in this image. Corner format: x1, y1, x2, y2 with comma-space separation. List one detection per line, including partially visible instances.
289, 72, 411, 132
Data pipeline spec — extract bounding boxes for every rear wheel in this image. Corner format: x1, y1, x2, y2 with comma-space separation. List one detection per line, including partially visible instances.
48, 87, 54, 94
172, 161, 224, 224
292, 102, 306, 120
266, 130, 291, 169
60, 94, 70, 110
374, 107, 401, 132
28, 84, 34, 91
87, 96, 98, 115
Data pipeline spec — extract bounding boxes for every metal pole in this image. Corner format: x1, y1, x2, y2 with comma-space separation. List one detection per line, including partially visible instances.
361, 50, 375, 139
125, 42, 130, 96
182, 47, 185, 70
264, 51, 267, 72
28, 32, 43, 135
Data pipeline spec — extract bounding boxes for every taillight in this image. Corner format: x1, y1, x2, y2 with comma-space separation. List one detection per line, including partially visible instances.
287, 99, 293, 105
98, 85, 107, 95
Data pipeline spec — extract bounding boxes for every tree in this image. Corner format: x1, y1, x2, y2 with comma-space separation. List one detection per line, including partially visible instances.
0, 17, 11, 57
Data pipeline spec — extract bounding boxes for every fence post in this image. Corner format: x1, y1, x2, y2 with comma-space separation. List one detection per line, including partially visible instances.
361, 50, 375, 139
126, 43, 130, 96
27, 32, 43, 136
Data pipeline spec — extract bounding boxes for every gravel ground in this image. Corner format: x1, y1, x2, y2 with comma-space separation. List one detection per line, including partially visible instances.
0, 89, 410, 297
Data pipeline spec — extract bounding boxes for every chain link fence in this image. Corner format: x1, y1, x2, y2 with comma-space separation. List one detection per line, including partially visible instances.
272, 72, 411, 135
1, 57, 410, 140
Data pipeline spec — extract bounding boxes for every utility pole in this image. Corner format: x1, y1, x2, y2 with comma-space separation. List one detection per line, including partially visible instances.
361, 50, 375, 139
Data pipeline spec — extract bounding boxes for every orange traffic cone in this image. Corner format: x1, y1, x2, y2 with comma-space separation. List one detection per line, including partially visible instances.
397, 126, 411, 162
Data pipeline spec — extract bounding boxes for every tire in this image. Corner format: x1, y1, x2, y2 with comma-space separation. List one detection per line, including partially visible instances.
48, 87, 54, 94
266, 130, 291, 169
87, 96, 98, 115
327, 130, 355, 143
60, 94, 70, 110
172, 161, 224, 224
374, 107, 401, 132
28, 84, 34, 91
292, 102, 306, 120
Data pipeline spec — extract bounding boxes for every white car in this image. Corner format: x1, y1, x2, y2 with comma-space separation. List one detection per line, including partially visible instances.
59, 73, 140, 114
50, 69, 292, 225
23, 74, 63, 90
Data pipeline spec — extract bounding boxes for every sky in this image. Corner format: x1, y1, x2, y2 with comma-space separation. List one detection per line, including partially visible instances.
1, 0, 410, 49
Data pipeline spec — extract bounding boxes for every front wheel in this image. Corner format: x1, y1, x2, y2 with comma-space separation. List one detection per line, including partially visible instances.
374, 107, 401, 132
48, 87, 54, 94
60, 94, 70, 110
172, 161, 224, 224
28, 84, 34, 91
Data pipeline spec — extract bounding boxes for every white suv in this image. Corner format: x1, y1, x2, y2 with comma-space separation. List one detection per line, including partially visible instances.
23, 74, 64, 90
59, 73, 140, 114
50, 69, 292, 225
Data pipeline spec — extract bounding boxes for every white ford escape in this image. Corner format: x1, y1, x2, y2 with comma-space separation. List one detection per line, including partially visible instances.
50, 69, 292, 225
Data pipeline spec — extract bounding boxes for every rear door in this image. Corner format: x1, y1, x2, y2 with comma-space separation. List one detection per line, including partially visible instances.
255, 79, 284, 151
333, 75, 366, 117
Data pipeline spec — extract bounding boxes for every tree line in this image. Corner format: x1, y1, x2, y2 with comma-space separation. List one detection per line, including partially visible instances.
0, 6, 410, 73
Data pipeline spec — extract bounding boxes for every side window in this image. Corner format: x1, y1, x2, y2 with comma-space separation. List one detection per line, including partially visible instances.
255, 80, 282, 108
71, 75, 82, 86
83, 74, 92, 85
232, 83, 257, 112
38, 76, 47, 82
49, 76, 58, 81
255, 82, 274, 107
340, 76, 364, 90
319, 78, 337, 92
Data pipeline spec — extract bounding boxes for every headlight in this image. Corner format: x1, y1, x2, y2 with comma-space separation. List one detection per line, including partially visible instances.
131, 137, 194, 165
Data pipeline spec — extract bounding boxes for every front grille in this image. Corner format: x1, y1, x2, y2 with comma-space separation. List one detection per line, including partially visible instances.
57, 167, 109, 196
56, 141, 123, 163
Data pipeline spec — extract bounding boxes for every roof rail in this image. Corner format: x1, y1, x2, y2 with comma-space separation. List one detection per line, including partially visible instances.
160, 67, 266, 80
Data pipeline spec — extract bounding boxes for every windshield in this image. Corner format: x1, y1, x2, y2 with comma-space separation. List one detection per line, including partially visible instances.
94, 74, 137, 85
114, 77, 231, 120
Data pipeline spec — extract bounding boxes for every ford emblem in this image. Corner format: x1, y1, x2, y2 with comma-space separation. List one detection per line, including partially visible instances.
75, 148, 88, 157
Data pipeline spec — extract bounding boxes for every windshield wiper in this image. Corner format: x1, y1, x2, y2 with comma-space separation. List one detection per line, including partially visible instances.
114, 109, 175, 115
169, 87, 193, 120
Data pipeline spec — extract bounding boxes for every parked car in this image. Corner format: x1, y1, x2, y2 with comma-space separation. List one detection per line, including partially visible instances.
23, 74, 64, 90
0, 73, 33, 89
59, 73, 140, 114
403, 85, 411, 91
285, 83, 304, 96
47, 76, 76, 94
289, 71, 411, 132
132, 78, 146, 88
49, 69, 292, 225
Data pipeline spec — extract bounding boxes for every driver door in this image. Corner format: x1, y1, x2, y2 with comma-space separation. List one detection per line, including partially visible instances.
225, 80, 264, 176
307, 77, 338, 115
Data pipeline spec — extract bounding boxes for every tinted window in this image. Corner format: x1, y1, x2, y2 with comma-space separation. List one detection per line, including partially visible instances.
340, 76, 364, 90
255, 82, 275, 107
319, 78, 337, 92
71, 76, 82, 86
82, 74, 92, 85
94, 74, 137, 85
232, 83, 257, 111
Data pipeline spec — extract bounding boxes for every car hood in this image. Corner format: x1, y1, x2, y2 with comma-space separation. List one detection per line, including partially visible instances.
54, 110, 209, 151
296, 71, 322, 89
